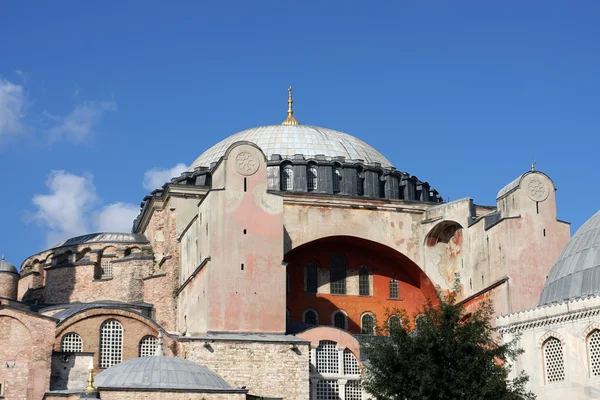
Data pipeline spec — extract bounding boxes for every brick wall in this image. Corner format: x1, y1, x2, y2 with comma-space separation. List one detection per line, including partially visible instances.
183, 340, 309, 399
0, 307, 56, 400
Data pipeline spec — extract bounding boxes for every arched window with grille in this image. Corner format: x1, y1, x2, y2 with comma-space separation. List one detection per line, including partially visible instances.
344, 349, 361, 375
100, 319, 123, 368
330, 254, 346, 295
311, 341, 363, 400
61, 333, 83, 353
316, 341, 338, 374
138, 335, 158, 357
359, 266, 370, 296
281, 165, 294, 191
332, 310, 347, 330
589, 330, 600, 377
356, 169, 364, 196
306, 263, 318, 293
307, 166, 318, 191
543, 337, 565, 383
388, 315, 401, 334
361, 313, 375, 335
389, 279, 399, 299
332, 168, 342, 193
303, 309, 319, 325
101, 260, 113, 279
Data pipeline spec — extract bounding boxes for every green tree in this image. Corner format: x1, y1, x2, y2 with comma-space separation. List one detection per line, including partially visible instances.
361, 292, 535, 400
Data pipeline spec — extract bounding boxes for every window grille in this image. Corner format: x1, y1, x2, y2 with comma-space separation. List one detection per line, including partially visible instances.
316, 341, 339, 374
138, 335, 158, 357
344, 349, 360, 375
333, 169, 342, 193
345, 380, 362, 400
304, 310, 318, 325
543, 337, 565, 383
330, 254, 346, 295
307, 263, 318, 293
361, 314, 375, 335
308, 166, 318, 191
309, 346, 313, 373
282, 166, 294, 191
590, 330, 600, 377
359, 267, 369, 296
101, 260, 113, 279
388, 315, 401, 332
389, 279, 399, 299
61, 333, 83, 352
100, 319, 123, 368
333, 312, 347, 330
316, 380, 339, 400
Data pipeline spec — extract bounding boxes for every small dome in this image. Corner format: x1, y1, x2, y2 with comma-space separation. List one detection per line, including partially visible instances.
539, 210, 600, 306
189, 124, 393, 170
0, 256, 18, 274
94, 356, 235, 391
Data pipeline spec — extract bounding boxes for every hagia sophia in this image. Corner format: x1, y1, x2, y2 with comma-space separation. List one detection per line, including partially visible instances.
0, 87, 598, 399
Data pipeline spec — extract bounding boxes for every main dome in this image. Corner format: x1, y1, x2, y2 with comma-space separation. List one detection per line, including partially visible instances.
539, 210, 600, 306
189, 124, 393, 171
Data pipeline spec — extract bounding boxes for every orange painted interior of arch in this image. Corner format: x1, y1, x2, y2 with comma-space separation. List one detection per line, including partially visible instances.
285, 236, 437, 334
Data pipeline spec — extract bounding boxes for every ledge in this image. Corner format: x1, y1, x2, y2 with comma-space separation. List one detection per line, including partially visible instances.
143, 273, 167, 281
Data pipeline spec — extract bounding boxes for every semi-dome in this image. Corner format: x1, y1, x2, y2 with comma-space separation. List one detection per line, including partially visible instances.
94, 356, 236, 391
189, 124, 393, 171
0, 255, 18, 274
539, 210, 600, 306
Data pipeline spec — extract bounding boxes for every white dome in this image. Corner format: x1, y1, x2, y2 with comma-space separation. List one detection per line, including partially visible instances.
189, 124, 393, 170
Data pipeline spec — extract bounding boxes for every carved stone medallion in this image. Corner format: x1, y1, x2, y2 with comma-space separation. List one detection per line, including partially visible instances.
235, 151, 259, 176
527, 178, 549, 202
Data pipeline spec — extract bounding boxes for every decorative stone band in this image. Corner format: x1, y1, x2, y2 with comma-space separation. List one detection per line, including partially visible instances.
496, 295, 600, 335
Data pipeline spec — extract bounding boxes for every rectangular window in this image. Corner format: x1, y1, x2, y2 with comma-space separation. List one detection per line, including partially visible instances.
306, 264, 318, 293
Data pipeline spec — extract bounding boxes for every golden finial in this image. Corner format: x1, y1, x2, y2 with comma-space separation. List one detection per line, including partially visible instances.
282, 86, 299, 125
84, 358, 97, 392
531, 159, 536, 172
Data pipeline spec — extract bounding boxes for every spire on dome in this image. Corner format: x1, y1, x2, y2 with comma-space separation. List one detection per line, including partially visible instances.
282, 86, 299, 126
531, 159, 536, 171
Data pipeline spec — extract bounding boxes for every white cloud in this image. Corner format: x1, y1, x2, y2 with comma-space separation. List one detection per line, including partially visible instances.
143, 163, 188, 191
0, 77, 26, 138
30, 171, 139, 246
94, 202, 139, 233
47, 100, 116, 142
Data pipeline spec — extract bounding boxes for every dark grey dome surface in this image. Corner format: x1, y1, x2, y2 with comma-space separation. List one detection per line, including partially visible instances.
94, 356, 234, 391
0, 257, 18, 274
539, 210, 600, 306
50, 232, 149, 250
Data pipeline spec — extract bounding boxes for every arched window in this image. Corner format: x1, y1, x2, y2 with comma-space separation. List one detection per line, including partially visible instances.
356, 169, 364, 196
303, 309, 319, 325
307, 166, 318, 191
333, 311, 347, 330
359, 266, 370, 296
281, 165, 294, 191
61, 333, 83, 352
361, 313, 375, 335
389, 279, 399, 299
332, 168, 342, 193
100, 319, 123, 368
330, 254, 346, 295
316, 341, 338, 374
344, 349, 360, 375
388, 315, 401, 333
589, 330, 600, 377
306, 263, 318, 293
543, 337, 565, 383
138, 335, 158, 357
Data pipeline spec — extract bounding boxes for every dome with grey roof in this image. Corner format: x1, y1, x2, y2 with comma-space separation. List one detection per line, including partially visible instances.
189, 124, 393, 170
94, 356, 241, 392
539, 210, 600, 306
50, 232, 149, 250
0, 255, 18, 274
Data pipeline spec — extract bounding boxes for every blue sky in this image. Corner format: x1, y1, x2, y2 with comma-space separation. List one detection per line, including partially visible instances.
1, 1, 599, 266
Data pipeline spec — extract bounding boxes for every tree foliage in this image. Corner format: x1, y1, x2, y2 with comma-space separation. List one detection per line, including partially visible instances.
361, 292, 535, 400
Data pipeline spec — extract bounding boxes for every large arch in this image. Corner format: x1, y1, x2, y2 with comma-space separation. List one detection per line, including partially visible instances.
285, 235, 437, 334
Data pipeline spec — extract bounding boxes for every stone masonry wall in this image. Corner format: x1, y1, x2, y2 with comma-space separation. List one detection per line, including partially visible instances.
0, 272, 18, 300
0, 307, 56, 400
183, 340, 309, 399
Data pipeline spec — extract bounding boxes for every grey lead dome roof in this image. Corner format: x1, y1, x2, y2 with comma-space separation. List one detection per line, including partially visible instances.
189, 124, 393, 170
0, 257, 18, 274
539, 210, 600, 306
94, 356, 235, 391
